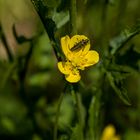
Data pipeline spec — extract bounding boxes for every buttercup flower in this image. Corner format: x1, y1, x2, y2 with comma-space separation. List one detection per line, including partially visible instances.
58, 35, 99, 83
101, 125, 121, 140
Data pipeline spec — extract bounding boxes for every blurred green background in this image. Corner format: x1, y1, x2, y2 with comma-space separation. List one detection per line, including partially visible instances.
0, 0, 140, 140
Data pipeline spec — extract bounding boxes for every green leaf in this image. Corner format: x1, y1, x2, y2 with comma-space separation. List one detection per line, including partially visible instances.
32, 134, 42, 140
70, 124, 82, 140
107, 64, 134, 78
28, 72, 51, 87
124, 130, 140, 140
31, 33, 55, 70
31, 0, 57, 40
59, 135, 69, 140
53, 10, 70, 28
109, 22, 140, 55
106, 72, 131, 105
45, 0, 59, 8
1, 117, 15, 133
0, 62, 16, 90
58, 94, 74, 130
116, 44, 140, 70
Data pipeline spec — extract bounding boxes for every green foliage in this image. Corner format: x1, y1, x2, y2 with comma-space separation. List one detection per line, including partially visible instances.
31, 0, 69, 41
106, 71, 131, 105
70, 124, 82, 140
124, 130, 140, 140
109, 21, 140, 55
53, 10, 69, 29
105, 22, 140, 106
0, 0, 140, 140
88, 96, 96, 139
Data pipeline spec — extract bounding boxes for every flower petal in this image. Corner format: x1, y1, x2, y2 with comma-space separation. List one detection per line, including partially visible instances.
101, 125, 120, 140
70, 35, 90, 56
65, 71, 81, 83
61, 35, 71, 57
57, 62, 70, 74
81, 50, 99, 67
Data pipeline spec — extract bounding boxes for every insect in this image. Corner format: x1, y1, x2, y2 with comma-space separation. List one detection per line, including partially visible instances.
70, 39, 89, 52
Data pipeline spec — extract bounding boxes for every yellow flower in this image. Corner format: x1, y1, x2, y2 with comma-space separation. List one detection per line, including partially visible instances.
58, 35, 99, 83
101, 125, 121, 140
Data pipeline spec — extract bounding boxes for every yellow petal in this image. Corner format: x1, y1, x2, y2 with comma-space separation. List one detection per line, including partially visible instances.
57, 62, 70, 74
82, 50, 99, 67
101, 125, 116, 140
65, 71, 81, 83
70, 35, 90, 56
61, 35, 71, 57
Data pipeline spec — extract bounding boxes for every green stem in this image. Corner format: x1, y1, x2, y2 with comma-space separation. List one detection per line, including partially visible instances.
53, 92, 64, 140
94, 90, 102, 140
75, 92, 84, 140
69, 1, 84, 138
88, 95, 96, 140
71, 84, 84, 140
94, 68, 106, 140
70, 0, 77, 35
30, 0, 61, 61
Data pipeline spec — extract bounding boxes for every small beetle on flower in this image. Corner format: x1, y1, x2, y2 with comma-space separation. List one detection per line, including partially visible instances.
58, 35, 99, 83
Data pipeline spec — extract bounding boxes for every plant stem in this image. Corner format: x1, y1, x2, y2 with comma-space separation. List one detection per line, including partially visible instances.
94, 90, 102, 140
94, 68, 106, 140
53, 92, 64, 140
71, 84, 84, 140
75, 92, 84, 140
30, 0, 61, 61
70, 0, 77, 35
69, 0, 84, 139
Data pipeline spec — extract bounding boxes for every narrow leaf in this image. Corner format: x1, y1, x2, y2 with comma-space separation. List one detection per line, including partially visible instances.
107, 72, 131, 105
31, 0, 56, 40
109, 22, 140, 55
53, 10, 70, 28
